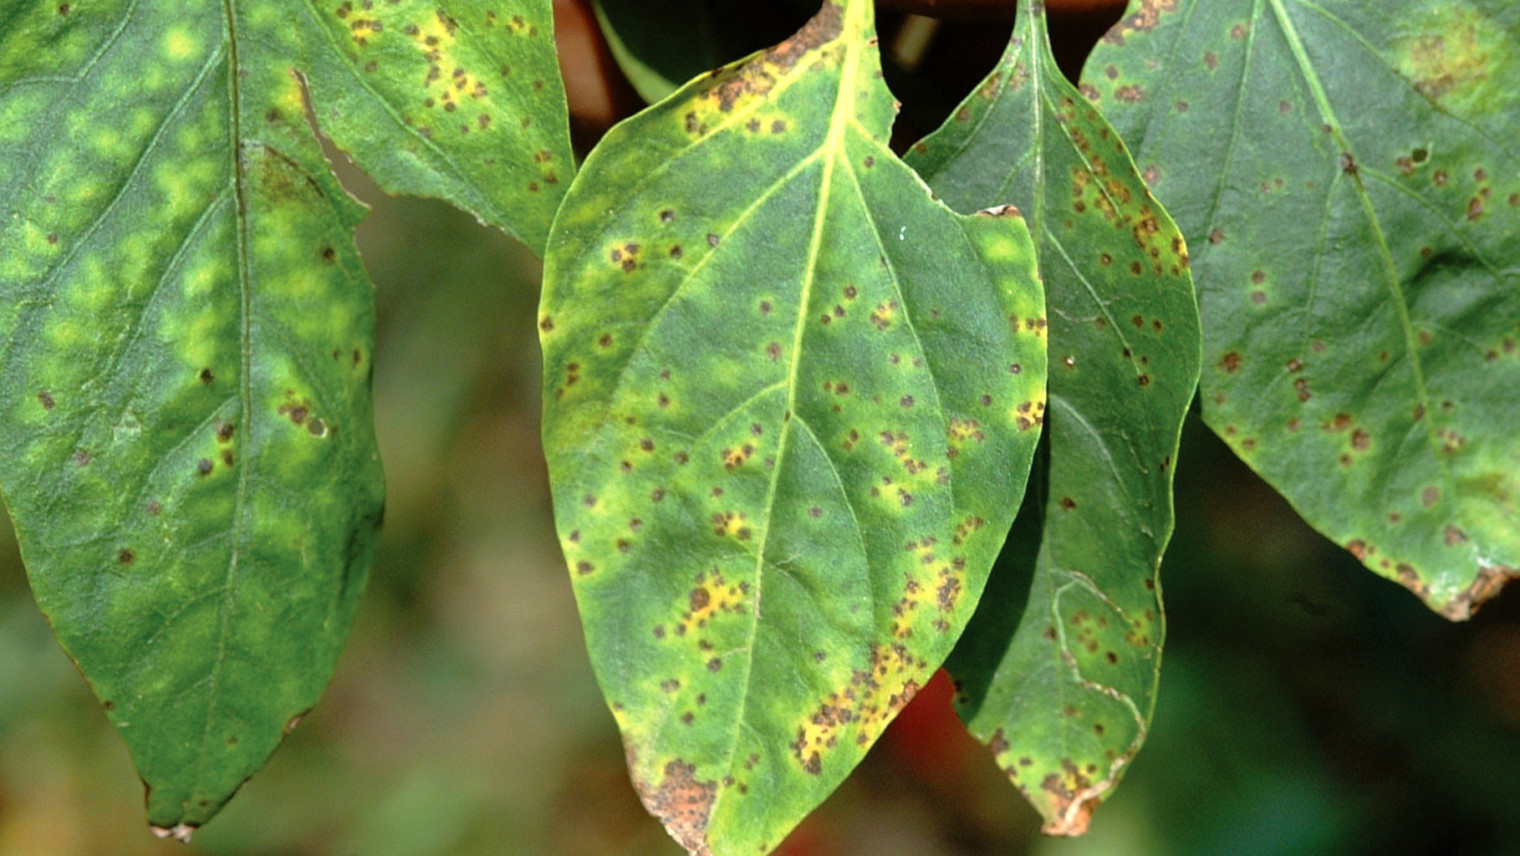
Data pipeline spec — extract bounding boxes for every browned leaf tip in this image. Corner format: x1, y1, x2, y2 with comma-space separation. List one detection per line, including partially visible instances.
1439, 564, 1519, 621
632, 757, 716, 856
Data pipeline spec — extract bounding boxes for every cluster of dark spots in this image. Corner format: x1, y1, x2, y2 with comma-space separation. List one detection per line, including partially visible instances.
36, 390, 55, 410
1293, 377, 1311, 401
610, 242, 641, 272
720, 444, 754, 470
1015, 399, 1045, 431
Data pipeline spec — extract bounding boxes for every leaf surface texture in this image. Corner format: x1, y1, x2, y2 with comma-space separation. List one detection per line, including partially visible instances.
541, 2, 1045, 852
0, 0, 570, 828
907, 0, 1200, 834
1086, 0, 1520, 617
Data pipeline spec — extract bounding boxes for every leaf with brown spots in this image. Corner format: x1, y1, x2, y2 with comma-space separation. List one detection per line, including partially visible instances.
540, 2, 1045, 853
1087, 0, 1520, 617
0, 0, 568, 835
906, 0, 1200, 834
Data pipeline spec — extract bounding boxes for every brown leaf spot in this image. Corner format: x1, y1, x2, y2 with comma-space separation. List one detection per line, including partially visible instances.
632, 759, 716, 856
1440, 565, 1519, 620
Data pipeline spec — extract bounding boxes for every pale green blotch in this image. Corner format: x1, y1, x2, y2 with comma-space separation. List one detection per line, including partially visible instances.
154, 158, 220, 220
183, 257, 228, 298
173, 309, 233, 369
128, 106, 165, 140
1392, 1, 1518, 118
0, 90, 49, 144
43, 312, 91, 350
163, 27, 203, 63
21, 223, 60, 257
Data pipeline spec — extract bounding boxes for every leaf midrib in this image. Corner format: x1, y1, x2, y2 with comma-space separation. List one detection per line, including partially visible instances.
715, 0, 868, 828
1263, 0, 1465, 571
187, 0, 254, 810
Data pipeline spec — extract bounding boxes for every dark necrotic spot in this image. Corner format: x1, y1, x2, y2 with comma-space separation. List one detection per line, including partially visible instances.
199, 368, 215, 384
118, 548, 134, 565
197, 458, 213, 476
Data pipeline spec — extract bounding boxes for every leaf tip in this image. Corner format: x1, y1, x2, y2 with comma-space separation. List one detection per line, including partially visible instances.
1041, 798, 1098, 837
631, 756, 717, 856
1437, 564, 1519, 621
149, 824, 196, 844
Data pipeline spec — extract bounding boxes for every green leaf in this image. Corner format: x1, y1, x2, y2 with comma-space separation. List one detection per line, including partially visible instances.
1084, 0, 1520, 618
0, 0, 568, 833
592, 0, 816, 104
906, 0, 1200, 834
540, 2, 1046, 852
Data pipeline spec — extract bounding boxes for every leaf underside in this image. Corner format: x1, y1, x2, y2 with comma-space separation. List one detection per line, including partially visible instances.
541, 2, 1046, 853
0, 0, 569, 830
1084, 0, 1520, 619
907, 0, 1200, 835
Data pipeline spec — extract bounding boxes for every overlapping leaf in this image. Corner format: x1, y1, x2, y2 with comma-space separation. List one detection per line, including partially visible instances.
0, 0, 569, 833
1085, 0, 1520, 618
592, 0, 816, 103
540, 2, 1046, 853
906, 0, 1199, 834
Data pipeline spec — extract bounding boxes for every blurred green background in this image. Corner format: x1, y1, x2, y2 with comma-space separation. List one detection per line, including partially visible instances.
4, 4, 1520, 854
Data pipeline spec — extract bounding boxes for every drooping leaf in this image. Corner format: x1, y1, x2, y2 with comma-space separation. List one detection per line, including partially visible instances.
1084, 0, 1520, 618
905, 0, 1200, 835
591, 0, 816, 103
540, 2, 1047, 853
0, 0, 569, 833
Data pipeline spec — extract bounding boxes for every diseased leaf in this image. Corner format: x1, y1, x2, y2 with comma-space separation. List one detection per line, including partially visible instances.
0, 0, 568, 833
1085, 0, 1520, 618
906, 0, 1200, 835
540, 2, 1046, 853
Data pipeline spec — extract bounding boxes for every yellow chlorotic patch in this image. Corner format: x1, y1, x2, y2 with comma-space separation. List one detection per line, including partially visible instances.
163, 28, 200, 62
791, 642, 925, 775
1013, 392, 1046, 432
675, 569, 748, 637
